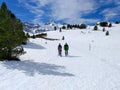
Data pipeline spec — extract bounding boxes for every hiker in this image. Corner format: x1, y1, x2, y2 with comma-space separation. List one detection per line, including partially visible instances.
58, 43, 62, 56
64, 43, 69, 56
62, 36, 65, 40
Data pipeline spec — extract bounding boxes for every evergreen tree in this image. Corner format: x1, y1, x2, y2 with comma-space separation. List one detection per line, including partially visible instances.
103, 27, 105, 32
106, 31, 109, 36
62, 25, 66, 29
31, 34, 36, 39
115, 21, 119, 24
54, 26, 57, 30
79, 24, 87, 29
59, 28, 62, 32
108, 22, 112, 27
26, 33, 30, 38
99, 22, 108, 27
0, 2, 27, 60
93, 25, 98, 30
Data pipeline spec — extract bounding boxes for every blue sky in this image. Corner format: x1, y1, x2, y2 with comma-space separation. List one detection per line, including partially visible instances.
0, 0, 120, 25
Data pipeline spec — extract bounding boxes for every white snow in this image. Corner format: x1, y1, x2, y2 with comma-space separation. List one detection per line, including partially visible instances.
0, 24, 120, 90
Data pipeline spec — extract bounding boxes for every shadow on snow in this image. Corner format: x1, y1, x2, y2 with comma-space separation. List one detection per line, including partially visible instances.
62, 55, 82, 58
2, 60, 74, 77
23, 42, 46, 49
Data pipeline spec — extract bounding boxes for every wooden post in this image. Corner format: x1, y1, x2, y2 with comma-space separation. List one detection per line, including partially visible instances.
89, 43, 91, 51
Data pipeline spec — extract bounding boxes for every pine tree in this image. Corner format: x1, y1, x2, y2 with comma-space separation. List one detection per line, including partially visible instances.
54, 26, 57, 30
0, 2, 27, 61
115, 21, 119, 24
26, 33, 30, 38
93, 25, 98, 30
106, 31, 109, 36
62, 25, 66, 29
79, 24, 87, 29
59, 28, 62, 32
103, 27, 105, 32
108, 22, 112, 27
99, 22, 108, 27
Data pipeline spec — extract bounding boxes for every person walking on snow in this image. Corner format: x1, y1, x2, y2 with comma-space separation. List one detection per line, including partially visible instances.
64, 43, 69, 56
62, 36, 65, 40
58, 43, 62, 56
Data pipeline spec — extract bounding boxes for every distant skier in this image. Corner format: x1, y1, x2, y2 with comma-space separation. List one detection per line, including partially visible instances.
62, 36, 65, 40
58, 43, 62, 56
64, 43, 69, 56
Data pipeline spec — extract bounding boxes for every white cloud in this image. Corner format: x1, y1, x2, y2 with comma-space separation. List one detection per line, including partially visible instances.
99, 0, 120, 6
51, 0, 97, 20
18, 0, 100, 24
115, 0, 120, 5
65, 18, 99, 24
101, 6, 120, 20
18, 0, 44, 23
99, 0, 113, 4
97, 0, 120, 21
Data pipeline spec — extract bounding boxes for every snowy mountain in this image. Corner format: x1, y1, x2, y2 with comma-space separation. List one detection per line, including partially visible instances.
23, 22, 63, 35
0, 23, 120, 90
23, 22, 45, 34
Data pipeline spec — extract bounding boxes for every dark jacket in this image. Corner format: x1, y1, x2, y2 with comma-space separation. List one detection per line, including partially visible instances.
64, 44, 69, 51
58, 44, 62, 51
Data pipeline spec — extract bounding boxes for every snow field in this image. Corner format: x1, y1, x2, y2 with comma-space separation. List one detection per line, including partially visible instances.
0, 24, 120, 90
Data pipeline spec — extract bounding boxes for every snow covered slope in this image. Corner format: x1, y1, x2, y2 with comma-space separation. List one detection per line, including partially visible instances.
0, 24, 120, 90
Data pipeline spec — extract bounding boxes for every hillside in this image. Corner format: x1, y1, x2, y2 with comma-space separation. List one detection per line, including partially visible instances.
0, 24, 120, 90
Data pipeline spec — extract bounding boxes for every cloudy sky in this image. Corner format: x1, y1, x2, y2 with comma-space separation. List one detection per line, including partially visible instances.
0, 0, 120, 24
